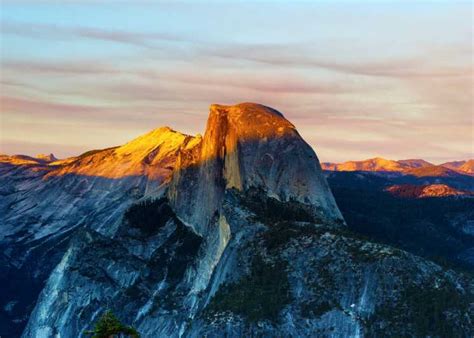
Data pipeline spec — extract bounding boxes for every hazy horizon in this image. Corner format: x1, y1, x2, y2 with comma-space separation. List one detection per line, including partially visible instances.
1, 1, 472, 163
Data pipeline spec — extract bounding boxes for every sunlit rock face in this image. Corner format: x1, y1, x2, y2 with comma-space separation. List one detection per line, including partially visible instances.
169, 103, 343, 235
48, 126, 200, 182
2, 103, 473, 337
0, 128, 197, 335
386, 183, 470, 198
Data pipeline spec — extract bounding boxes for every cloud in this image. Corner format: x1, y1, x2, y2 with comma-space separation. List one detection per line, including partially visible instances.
1, 21, 186, 49
1, 4, 472, 162
1, 60, 119, 74
204, 43, 471, 79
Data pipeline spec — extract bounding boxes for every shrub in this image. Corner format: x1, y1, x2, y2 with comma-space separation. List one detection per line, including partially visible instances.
85, 310, 139, 338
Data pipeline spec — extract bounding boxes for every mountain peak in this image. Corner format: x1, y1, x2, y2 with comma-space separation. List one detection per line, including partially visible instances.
116, 126, 189, 155
459, 159, 474, 174
208, 102, 296, 140
47, 125, 198, 182
36, 153, 57, 162
397, 159, 433, 168
322, 157, 440, 172
323, 157, 402, 172
210, 102, 284, 117
169, 103, 344, 233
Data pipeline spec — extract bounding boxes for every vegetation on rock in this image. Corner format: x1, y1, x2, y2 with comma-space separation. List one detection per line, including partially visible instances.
124, 198, 174, 235
367, 279, 473, 337
239, 187, 316, 223
205, 254, 292, 323
85, 310, 139, 338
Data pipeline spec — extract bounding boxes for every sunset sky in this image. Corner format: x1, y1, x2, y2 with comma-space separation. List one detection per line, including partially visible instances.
1, 1, 472, 163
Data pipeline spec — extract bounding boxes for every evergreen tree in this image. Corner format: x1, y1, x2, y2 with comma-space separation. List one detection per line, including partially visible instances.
85, 310, 139, 338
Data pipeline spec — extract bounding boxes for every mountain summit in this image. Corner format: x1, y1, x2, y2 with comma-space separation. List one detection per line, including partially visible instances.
1, 103, 472, 337
169, 103, 343, 234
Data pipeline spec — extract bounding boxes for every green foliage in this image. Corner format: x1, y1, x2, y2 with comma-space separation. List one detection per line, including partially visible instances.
239, 187, 316, 223
367, 280, 473, 337
262, 221, 323, 250
124, 198, 174, 235
327, 175, 474, 269
85, 310, 139, 338
205, 255, 292, 323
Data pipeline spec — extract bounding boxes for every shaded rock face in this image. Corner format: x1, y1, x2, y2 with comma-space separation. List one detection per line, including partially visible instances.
22, 193, 474, 338
0, 128, 196, 335
1, 103, 473, 337
169, 103, 343, 235
22, 200, 204, 337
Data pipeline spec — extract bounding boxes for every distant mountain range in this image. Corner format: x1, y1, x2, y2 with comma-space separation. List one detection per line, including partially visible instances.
321, 157, 474, 177
385, 184, 472, 198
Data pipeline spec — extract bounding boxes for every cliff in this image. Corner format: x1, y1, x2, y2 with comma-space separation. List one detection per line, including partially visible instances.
1, 103, 472, 337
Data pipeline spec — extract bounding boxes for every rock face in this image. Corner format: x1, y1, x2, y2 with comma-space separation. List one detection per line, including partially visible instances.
1, 103, 473, 337
169, 103, 343, 235
386, 184, 471, 198
35, 153, 57, 162
0, 127, 198, 335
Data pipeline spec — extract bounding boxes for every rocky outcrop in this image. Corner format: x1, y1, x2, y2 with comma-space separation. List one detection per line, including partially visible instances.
21, 193, 474, 338
169, 103, 343, 235
0, 128, 197, 335
36, 153, 57, 162
1, 103, 473, 337
386, 183, 471, 198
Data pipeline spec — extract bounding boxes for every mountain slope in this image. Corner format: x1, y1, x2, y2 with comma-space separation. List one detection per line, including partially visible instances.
325, 170, 474, 269
24, 199, 474, 337
439, 159, 474, 176
405, 165, 461, 178
321, 157, 405, 172
1, 103, 473, 337
321, 157, 436, 172
396, 158, 433, 168
459, 159, 474, 175
441, 160, 467, 171
168, 103, 343, 235
0, 127, 199, 335
386, 184, 471, 198
322, 158, 474, 192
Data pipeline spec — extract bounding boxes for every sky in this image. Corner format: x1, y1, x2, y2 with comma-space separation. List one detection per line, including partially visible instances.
0, 1, 472, 163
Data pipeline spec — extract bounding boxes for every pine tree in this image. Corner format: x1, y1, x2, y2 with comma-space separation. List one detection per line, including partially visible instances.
85, 310, 139, 338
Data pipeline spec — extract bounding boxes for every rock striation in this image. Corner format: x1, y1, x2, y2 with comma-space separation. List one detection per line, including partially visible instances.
169, 103, 343, 235
1, 103, 472, 338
